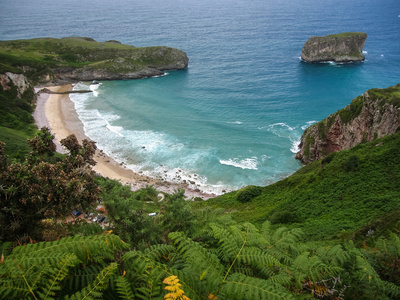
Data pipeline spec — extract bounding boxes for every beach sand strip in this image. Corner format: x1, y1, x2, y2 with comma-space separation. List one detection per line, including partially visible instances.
34, 85, 216, 200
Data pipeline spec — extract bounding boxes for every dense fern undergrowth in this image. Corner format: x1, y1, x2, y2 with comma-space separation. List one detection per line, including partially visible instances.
1, 51, 400, 298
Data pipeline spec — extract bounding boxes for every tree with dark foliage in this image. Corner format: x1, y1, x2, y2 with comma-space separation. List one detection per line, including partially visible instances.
0, 127, 100, 241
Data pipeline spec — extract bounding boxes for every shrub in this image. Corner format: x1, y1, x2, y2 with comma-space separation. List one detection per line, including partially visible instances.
269, 210, 297, 224
344, 155, 359, 172
236, 185, 262, 203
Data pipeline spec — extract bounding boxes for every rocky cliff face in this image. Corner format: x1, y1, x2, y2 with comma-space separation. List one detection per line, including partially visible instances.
296, 84, 400, 163
301, 32, 367, 63
0, 72, 32, 97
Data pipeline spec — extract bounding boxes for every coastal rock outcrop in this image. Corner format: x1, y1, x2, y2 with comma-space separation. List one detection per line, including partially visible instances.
296, 84, 400, 163
301, 32, 367, 63
0, 38, 189, 85
0, 72, 32, 97
49, 46, 189, 83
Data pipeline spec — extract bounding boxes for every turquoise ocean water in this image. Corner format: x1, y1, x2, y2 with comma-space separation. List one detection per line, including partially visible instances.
1, 0, 399, 194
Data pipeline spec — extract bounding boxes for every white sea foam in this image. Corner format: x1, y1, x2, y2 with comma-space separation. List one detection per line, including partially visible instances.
261, 155, 271, 162
362, 50, 368, 54
220, 157, 258, 170
264, 122, 296, 138
152, 72, 168, 78
290, 139, 300, 153
301, 120, 317, 130
90, 82, 101, 97
228, 121, 243, 125
106, 123, 124, 137
269, 123, 295, 131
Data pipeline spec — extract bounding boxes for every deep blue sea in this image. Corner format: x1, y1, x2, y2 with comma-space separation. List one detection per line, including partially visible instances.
1, 0, 399, 194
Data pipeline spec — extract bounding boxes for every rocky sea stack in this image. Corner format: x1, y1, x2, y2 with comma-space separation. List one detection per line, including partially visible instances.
301, 32, 367, 63
296, 84, 400, 163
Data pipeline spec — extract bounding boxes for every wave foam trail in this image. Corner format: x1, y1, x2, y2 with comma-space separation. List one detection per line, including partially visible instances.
106, 122, 124, 137
301, 120, 317, 130
264, 122, 296, 139
220, 157, 258, 170
273, 122, 295, 130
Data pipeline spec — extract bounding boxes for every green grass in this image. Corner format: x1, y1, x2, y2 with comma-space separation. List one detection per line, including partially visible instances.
326, 32, 367, 38
0, 126, 33, 160
197, 132, 400, 241
0, 37, 186, 84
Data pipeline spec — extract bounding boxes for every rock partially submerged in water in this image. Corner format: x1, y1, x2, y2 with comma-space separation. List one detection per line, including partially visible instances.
301, 32, 367, 63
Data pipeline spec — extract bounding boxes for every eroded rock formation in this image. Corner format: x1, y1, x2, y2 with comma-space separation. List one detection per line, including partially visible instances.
0, 72, 32, 97
296, 84, 400, 163
301, 32, 367, 63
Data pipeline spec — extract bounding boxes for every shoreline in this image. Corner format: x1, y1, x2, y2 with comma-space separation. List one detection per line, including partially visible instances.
34, 85, 217, 200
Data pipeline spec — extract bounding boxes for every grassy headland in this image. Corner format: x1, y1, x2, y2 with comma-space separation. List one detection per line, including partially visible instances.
0, 37, 188, 84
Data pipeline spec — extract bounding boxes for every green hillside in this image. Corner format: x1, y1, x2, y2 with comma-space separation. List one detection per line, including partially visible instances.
200, 131, 400, 241
0, 37, 188, 84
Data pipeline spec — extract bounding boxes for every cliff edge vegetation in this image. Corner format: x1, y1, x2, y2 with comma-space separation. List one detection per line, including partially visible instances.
301, 32, 367, 63
296, 84, 400, 164
0, 37, 189, 84
200, 130, 400, 241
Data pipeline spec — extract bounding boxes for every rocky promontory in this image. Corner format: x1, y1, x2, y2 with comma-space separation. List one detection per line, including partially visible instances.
0, 37, 189, 85
296, 84, 400, 163
301, 32, 367, 63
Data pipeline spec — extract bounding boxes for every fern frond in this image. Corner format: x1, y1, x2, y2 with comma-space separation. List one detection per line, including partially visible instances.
267, 270, 293, 287
353, 254, 384, 287
383, 280, 400, 299
66, 263, 108, 294
210, 224, 241, 261
221, 273, 295, 300
10, 234, 127, 265
122, 249, 170, 300
260, 221, 273, 239
271, 227, 304, 258
290, 252, 342, 287
115, 276, 136, 300
65, 262, 118, 300
168, 269, 208, 300
316, 244, 349, 266
169, 232, 224, 283
37, 253, 80, 299
143, 243, 175, 262
264, 247, 294, 265
237, 247, 281, 279
241, 223, 264, 248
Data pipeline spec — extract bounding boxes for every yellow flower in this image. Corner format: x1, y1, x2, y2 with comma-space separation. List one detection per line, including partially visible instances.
163, 275, 191, 300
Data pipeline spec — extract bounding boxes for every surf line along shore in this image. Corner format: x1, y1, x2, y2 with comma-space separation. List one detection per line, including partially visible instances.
33, 84, 216, 200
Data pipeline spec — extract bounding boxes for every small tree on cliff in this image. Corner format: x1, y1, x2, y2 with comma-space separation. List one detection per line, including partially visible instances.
0, 127, 100, 241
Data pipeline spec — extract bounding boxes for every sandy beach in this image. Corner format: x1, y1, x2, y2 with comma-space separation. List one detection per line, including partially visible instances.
34, 85, 216, 200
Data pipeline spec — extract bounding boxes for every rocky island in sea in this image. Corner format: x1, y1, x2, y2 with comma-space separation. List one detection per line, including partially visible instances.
301, 32, 367, 63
